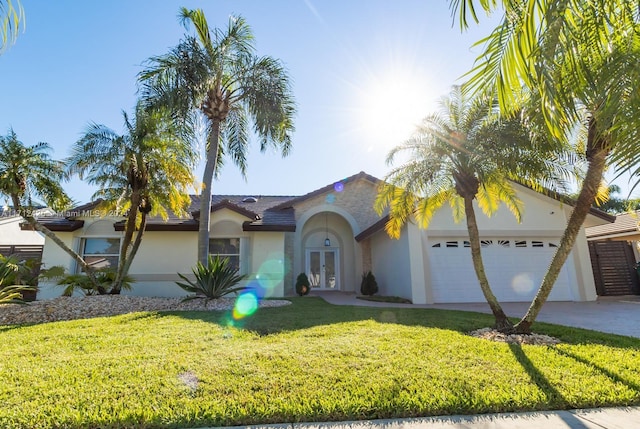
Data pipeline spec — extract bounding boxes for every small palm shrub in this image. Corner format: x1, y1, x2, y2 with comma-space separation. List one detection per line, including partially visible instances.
176, 255, 246, 301
295, 273, 311, 296
57, 274, 102, 296
360, 271, 378, 296
55, 269, 134, 296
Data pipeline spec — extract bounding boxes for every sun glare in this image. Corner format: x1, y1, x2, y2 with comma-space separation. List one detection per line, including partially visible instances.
353, 68, 435, 152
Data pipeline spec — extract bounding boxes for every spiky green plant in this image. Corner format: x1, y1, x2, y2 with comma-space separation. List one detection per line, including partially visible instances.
176, 255, 246, 301
0, 256, 33, 304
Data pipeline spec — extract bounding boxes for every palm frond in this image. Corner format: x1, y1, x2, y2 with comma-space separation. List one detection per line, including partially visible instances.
0, 0, 23, 54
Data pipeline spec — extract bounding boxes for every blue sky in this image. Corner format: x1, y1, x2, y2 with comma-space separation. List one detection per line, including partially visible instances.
3, 1, 631, 204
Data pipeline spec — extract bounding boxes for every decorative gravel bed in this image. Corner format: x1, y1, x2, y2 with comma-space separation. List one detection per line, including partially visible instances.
0, 295, 292, 325
469, 327, 561, 345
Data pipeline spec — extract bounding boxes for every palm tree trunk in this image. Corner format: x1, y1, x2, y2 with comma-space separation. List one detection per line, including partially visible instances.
197, 120, 221, 264
120, 212, 147, 284
464, 195, 514, 332
514, 141, 609, 334
113, 191, 141, 293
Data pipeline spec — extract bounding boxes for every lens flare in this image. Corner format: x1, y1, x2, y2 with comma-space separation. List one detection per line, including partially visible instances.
253, 257, 286, 298
232, 255, 288, 320
233, 291, 259, 320
511, 273, 535, 295
334, 182, 345, 192
325, 194, 336, 204
379, 311, 398, 323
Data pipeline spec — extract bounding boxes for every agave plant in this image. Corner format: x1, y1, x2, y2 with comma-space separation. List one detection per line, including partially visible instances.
176, 255, 246, 301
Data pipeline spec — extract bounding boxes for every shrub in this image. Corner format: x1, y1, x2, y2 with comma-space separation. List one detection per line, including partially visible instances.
295, 273, 311, 296
55, 269, 134, 296
176, 255, 246, 301
360, 271, 378, 296
0, 255, 36, 304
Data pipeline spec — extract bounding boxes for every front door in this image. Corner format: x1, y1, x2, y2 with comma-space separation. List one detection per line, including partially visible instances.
306, 248, 339, 290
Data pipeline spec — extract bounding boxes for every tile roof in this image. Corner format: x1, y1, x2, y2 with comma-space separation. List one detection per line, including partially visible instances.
35, 195, 300, 232
586, 211, 640, 239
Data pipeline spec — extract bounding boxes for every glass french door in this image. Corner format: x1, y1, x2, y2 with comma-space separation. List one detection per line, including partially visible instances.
306, 248, 339, 290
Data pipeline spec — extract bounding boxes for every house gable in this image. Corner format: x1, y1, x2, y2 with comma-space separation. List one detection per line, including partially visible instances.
283, 171, 383, 233
357, 182, 614, 241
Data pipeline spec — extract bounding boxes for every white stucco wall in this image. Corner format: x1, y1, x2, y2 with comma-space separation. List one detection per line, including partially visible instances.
125, 231, 197, 297
248, 231, 286, 297
370, 225, 412, 300
427, 185, 573, 236
0, 216, 45, 245
128, 231, 197, 277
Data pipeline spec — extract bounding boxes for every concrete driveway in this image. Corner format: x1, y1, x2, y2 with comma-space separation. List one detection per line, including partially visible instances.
314, 292, 640, 338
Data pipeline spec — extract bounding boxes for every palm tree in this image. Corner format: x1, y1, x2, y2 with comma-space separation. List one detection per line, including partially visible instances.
67, 105, 197, 293
590, 185, 640, 214
0, 129, 102, 288
451, 0, 640, 333
0, 0, 23, 53
139, 8, 296, 264
375, 86, 572, 331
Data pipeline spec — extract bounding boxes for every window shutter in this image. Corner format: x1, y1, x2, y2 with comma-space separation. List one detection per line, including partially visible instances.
240, 237, 251, 275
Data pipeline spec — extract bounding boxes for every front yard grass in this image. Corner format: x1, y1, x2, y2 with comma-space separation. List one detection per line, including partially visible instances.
1, 297, 639, 428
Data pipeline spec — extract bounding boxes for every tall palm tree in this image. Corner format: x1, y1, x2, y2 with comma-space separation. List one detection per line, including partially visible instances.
139, 8, 296, 264
0, 129, 102, 288
375, 86, 572, 331
451, 0, 640, 333
0, 0, 23, 53
67, 105, 197, 293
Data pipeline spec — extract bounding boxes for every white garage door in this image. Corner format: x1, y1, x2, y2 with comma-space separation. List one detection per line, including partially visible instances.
428, 238, 575, 303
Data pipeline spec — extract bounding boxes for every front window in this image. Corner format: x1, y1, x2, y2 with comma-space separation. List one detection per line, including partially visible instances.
79, 238, 120, 271
209, 238, 240, 271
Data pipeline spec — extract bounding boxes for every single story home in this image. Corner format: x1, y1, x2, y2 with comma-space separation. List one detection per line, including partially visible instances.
32, 171, 613, 303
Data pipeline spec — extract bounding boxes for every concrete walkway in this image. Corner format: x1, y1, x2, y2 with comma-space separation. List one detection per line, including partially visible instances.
212, 407, 640, 428
312, 292, 640, 339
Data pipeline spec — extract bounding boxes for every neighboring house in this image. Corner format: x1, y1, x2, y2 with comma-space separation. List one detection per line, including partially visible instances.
586, 211, 640, 253
34, 171, 613, 303
1, 207, 51, 299
585, 212, 640, 296
0, 206, 51, 248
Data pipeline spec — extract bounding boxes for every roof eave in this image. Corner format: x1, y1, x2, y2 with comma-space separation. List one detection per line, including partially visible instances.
113, 222, 199, 232
242, 222, 296, 232
21, 220, 85, 232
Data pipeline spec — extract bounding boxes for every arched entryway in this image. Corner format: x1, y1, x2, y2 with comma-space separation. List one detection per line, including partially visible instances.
298, 210, 358, 292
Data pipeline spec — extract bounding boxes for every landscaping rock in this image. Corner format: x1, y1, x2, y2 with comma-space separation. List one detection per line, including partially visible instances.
0, 295, 291, 325
469, 327, 561, 345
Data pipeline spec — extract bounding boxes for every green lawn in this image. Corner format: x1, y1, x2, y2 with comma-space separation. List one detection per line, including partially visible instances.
1, 297, 639, 429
